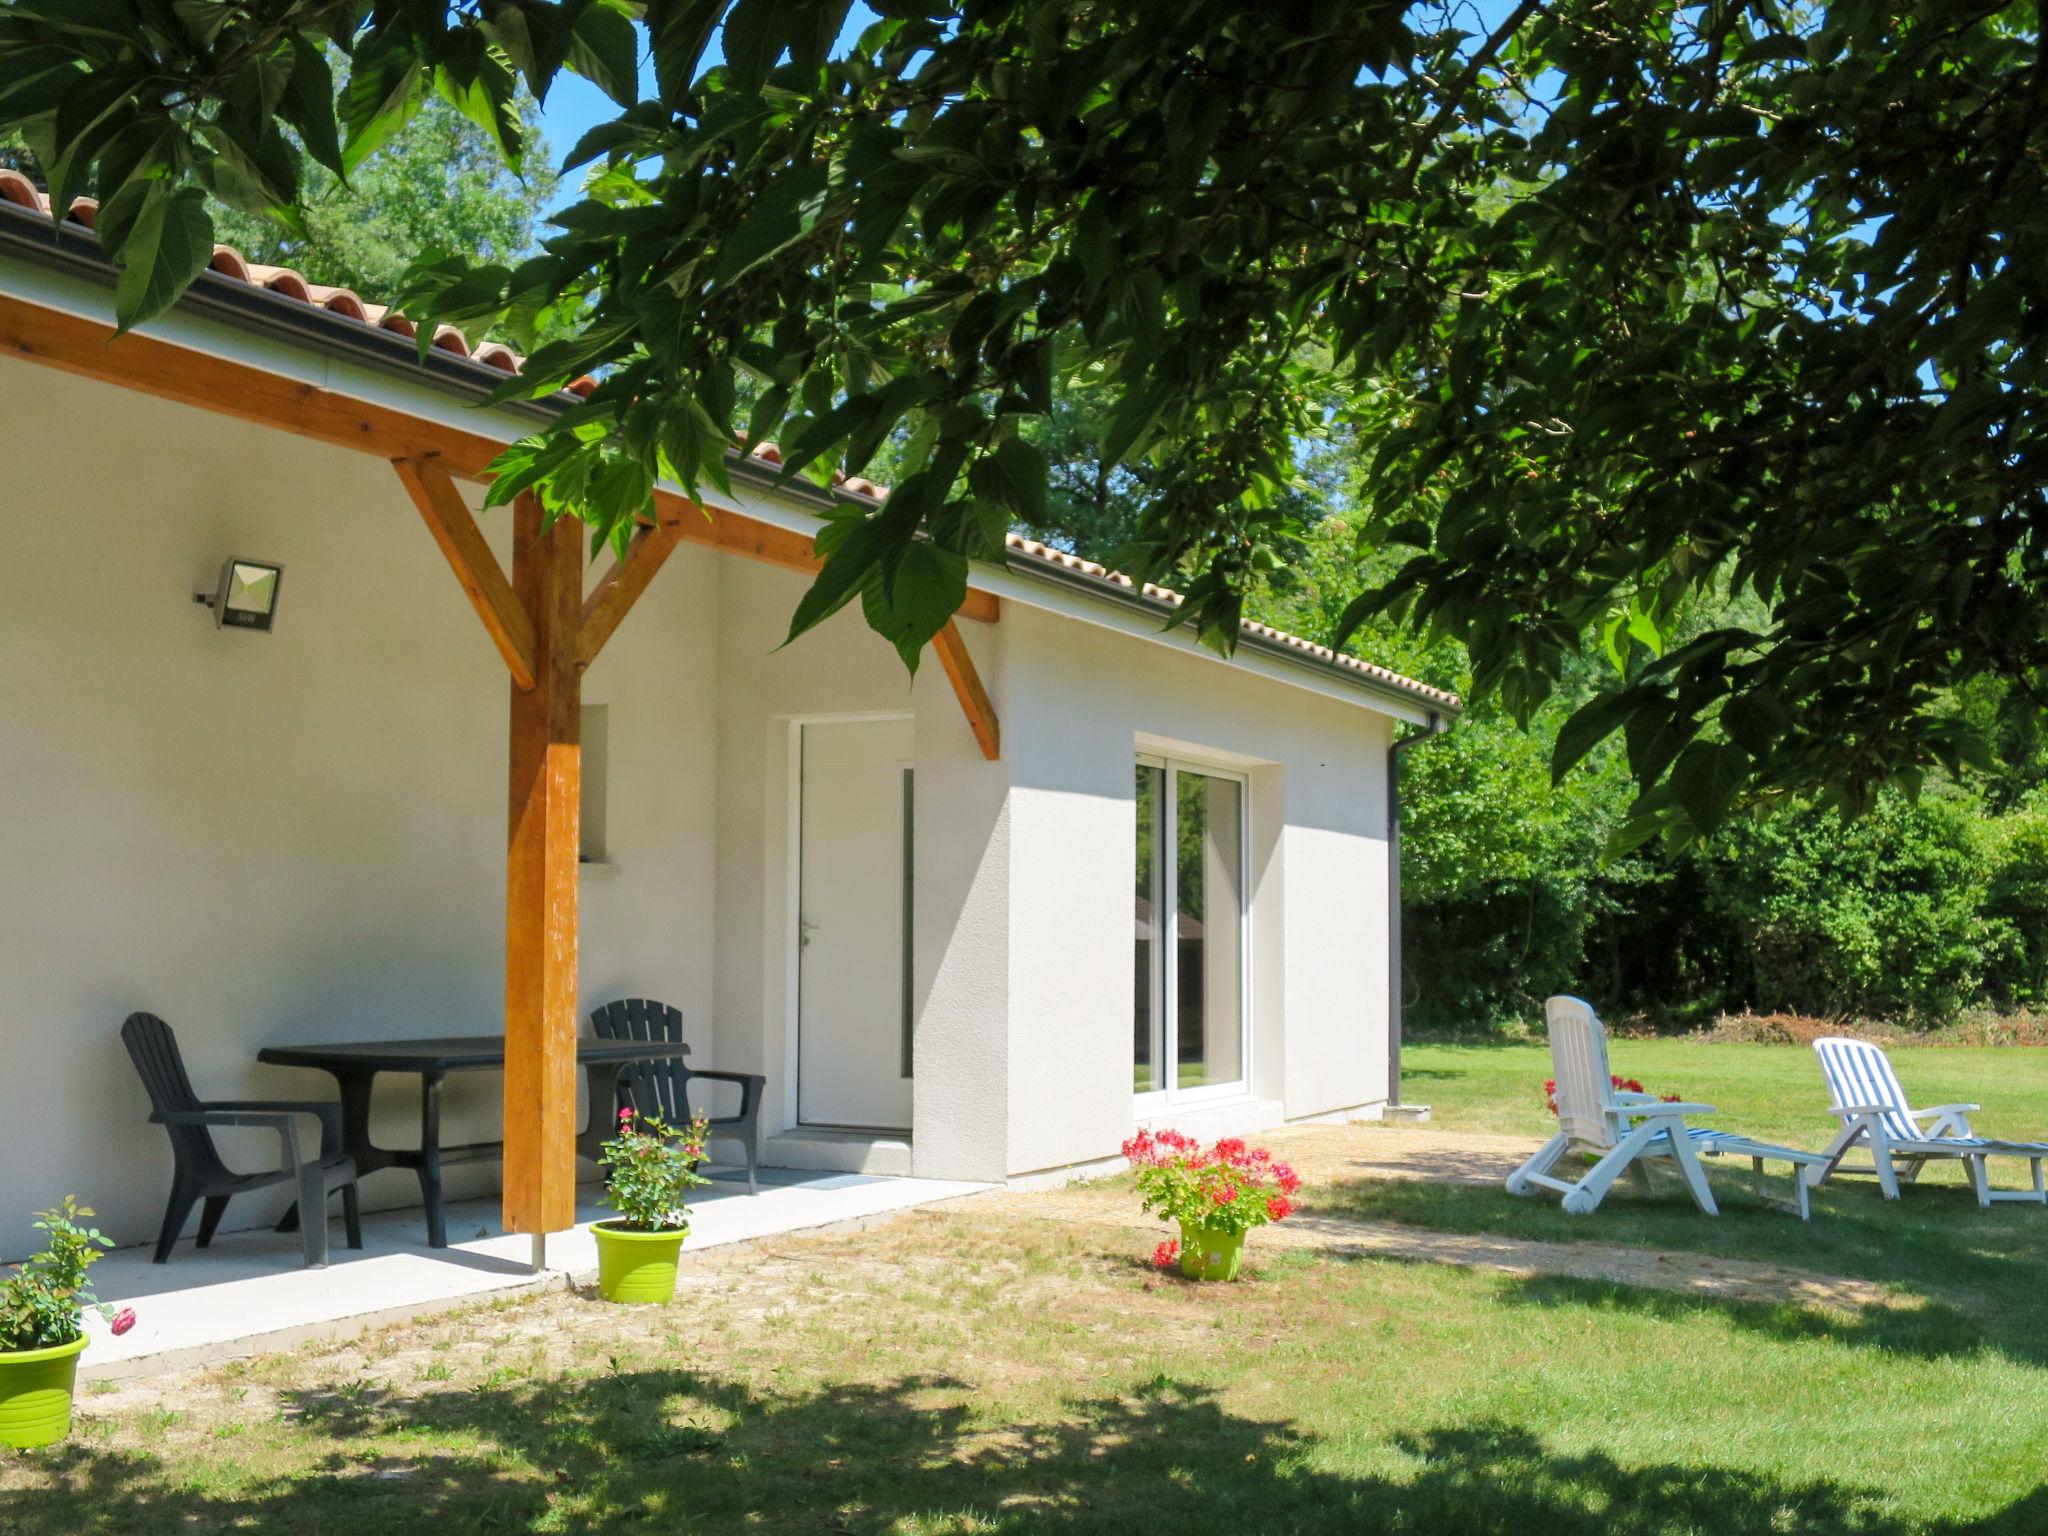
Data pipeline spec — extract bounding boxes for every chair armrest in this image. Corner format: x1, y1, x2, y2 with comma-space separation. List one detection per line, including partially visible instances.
1828, 1103, 1891, 1123
1909, 1103, 1979, 1135
1610, 1100, 1717, 1118
684, 1069, 766, 1122
201, 1100, 344, 1157
152, 1109, 305, 1171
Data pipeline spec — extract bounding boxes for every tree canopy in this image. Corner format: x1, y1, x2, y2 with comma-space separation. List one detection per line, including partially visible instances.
1, 1, 2041, 843
208, 90, 557, 299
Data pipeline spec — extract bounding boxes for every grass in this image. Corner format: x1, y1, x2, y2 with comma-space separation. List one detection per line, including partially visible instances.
5, 1044, 2047, 1533
1404, 1036, 2048, 1147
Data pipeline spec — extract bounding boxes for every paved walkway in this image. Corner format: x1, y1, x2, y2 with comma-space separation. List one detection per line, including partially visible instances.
80, 1168, 991, 1379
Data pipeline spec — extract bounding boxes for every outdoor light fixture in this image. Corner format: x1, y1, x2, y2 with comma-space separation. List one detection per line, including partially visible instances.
195, 558, 284, 632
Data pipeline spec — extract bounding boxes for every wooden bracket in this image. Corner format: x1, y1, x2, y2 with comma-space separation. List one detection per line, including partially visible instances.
578, 509, 690, 669
393, 457, 539, 690
932, 619, 1001, 760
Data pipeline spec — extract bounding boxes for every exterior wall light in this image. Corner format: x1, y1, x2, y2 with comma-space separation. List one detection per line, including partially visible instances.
195, 558, 284, 632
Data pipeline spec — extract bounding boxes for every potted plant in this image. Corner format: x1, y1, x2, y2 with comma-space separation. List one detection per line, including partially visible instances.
1122, 1130, 1302, 1281
2, 1199, 133, 1449
591, 1107, 712, 1304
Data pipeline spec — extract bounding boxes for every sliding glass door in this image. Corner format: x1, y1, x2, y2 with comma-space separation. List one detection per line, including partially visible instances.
1134, 754, 1248, 1105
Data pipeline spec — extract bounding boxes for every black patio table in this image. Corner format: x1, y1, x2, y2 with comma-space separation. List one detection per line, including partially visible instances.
256, 1035, 689, 1248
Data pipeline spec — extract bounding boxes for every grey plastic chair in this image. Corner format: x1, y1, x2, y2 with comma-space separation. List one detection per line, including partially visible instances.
121, 1012, 362, 1267
590, 999, 767, 1195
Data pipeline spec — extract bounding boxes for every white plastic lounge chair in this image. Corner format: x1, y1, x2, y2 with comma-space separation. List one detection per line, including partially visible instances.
1507, 996, 1830, 1218
1809, 1036, 2048, 1207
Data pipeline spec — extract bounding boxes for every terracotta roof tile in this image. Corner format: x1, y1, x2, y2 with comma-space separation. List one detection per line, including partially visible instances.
0, 167, 593, 394
1001, 535, 1461, 709
0, 166, 1457, 711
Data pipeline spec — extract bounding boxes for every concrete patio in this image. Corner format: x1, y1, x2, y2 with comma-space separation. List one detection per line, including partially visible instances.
76, 1168, 991, 1380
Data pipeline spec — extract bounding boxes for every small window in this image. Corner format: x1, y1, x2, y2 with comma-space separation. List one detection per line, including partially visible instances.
580, 703, 609, 864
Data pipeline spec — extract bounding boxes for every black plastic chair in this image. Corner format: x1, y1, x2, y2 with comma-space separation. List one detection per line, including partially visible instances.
590, 999, 767, 1195
121, 1012, 362, 1267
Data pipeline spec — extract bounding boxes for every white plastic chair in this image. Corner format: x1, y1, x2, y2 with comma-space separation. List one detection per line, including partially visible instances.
1507, 997, 1828, 1218
1810, 1036, 2048, 1207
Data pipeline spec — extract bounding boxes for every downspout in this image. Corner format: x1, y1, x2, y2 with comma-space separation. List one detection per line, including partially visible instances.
1387, 711, 1447, 1108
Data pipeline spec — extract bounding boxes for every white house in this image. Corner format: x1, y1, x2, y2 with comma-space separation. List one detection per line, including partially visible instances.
0, 172, 1457, 1260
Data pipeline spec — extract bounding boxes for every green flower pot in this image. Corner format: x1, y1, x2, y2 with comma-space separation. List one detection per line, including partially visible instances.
1177, 1222, 1246, 1282
592, 1221, 689, 1303
0, 1334, 88, 1449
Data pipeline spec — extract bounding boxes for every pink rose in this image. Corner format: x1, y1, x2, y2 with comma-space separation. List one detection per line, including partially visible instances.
109, 1307, 136, 1337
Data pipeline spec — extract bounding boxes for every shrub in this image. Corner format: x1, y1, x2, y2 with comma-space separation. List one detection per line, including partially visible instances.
1, 1199, 115, 1353
597, 1108, 711, 1233
1699, 791, 1994, 1024
1983, 795, 2048, 1006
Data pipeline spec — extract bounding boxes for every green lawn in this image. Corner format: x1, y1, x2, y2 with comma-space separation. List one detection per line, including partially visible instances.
5, 1043, 2047, 1533
1404, 1036, 2048, 1148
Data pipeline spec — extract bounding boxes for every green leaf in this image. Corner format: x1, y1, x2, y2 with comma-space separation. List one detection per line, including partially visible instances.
650, 0, 725, 103
968, 437, 1045, 523
433, 33, 523, 170
0, 50, 84, 121
1666, 741, 1750, 834
719, 0, 782, 91
1551, 689, 1646, 785
784, 517, 887, 645
568, 0, 641, 108
40, 71, 138, 228
1101, 375, 1170, 467
712, 163, 831, 284
195, 120, 303, 230
104, 182, 213, 334
341, 35, 425, 174
280, 35, 344, 178
2, 0, 144, 44
861, 539, 969, 672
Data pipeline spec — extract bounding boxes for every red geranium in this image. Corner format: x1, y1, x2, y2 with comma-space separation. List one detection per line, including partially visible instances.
1544, 1076, 1684, 1115
1122, 1130, 1303, 1241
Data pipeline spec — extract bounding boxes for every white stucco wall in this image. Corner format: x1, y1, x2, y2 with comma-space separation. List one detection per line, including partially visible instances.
0, 357, 721, 1257
0, 331, 1408, 1252
1001, 603, 1394, 1178
707, 559, 1012, 1181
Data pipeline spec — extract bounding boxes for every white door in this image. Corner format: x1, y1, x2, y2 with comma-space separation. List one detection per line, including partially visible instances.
798, 717, 914, 1130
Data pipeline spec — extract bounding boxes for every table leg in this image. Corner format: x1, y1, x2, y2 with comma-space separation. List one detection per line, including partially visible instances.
419, 1071, 447, 1248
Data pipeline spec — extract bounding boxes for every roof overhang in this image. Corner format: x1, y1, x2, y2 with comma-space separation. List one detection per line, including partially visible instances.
0, 200, 1458, 725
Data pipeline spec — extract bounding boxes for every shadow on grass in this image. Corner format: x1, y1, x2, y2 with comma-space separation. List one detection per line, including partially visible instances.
1490, 1270, 1991, 1362
9, 1372, 2043, 1535
1314, 1170, 2048, 1367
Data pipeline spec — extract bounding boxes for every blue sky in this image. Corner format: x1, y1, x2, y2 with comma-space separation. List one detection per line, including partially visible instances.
527, 9, 879, 213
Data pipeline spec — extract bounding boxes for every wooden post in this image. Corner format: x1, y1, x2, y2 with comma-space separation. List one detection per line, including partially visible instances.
503, 495, 583, 1238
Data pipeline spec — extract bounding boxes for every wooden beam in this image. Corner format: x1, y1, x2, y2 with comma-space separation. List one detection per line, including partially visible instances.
578, 508, 689, 669
0, 290, 507, 470
662, 499, 1001, 623
393, 457, 539, 689
502, 492, 583, 1238
932, 619, 1001, 760
0, 293, 1000, 622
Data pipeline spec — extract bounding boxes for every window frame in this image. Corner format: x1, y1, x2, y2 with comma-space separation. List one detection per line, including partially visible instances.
1133, 750, 1253, 1111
